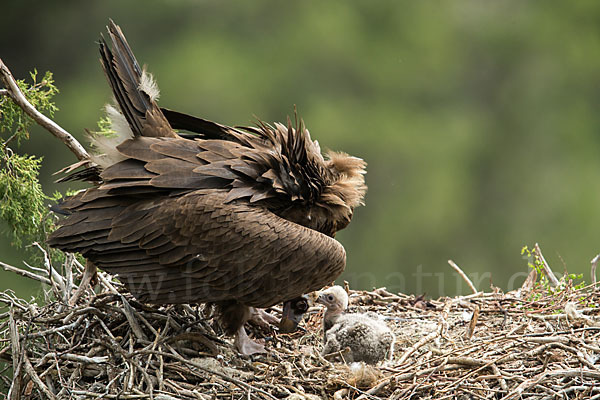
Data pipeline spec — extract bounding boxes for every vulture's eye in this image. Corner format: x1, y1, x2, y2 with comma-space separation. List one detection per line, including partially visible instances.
296, 300, 308, 312
327, 294, 334, 302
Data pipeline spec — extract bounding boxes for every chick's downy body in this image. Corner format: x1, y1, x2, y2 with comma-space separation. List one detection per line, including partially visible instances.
323, 313, 395, 364
317, 286, 395, 364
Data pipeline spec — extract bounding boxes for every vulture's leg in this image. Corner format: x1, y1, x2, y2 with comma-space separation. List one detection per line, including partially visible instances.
220, 303, 267, 355
235, 325, 266, 355
247, 307, 279, 327
234, 307, 277, 355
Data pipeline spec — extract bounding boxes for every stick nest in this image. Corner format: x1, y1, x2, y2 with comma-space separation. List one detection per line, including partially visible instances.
2, 256, 600, 400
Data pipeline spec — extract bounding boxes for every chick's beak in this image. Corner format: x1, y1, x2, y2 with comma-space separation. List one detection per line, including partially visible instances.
279, 300, 303, 334
316, 293, 326, 306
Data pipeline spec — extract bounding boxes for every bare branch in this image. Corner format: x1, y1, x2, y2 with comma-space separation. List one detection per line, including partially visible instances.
67, 260, 96, 306
7, 308, 22, 400
520, 267, 537, 292
448, 259, 478, 294
0, 58, 90, 161
23, 354, 58, 400
534, 243, 559, 287
31, 242, 65, 295
591, 253, 599, 286
0, 260, 51, 285
465, 305, 480, 340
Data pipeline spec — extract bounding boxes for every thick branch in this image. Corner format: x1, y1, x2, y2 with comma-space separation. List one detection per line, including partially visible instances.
0, 58, 90, 161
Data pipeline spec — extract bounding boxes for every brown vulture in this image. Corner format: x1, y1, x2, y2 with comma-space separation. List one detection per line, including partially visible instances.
47, 21, 367, 354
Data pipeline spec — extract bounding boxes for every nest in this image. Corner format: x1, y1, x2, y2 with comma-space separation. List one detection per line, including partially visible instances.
2, 253, 600, 399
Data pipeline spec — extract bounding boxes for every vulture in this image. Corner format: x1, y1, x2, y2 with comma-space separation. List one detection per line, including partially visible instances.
317, 286, 395, 364
47, 21, 367, 355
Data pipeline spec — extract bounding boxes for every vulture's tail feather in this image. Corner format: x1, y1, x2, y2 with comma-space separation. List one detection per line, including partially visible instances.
99, 20, 176, 139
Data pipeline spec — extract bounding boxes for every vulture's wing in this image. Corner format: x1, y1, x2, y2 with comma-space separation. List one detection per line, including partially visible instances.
48, 189, 346, 308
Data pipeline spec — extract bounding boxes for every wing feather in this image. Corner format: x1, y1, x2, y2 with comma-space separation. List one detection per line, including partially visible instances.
50, 190, 345, 308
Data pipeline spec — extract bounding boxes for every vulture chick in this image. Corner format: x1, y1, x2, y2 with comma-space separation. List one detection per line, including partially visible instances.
47, 21, 366, 355
317, 286, 394, 364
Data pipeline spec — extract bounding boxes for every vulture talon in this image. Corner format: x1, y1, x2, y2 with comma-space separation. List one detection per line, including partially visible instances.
248, 307, 279, 328
235, 326, 267, 355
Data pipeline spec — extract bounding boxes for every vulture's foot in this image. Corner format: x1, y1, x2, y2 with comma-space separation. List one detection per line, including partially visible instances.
248, 307, 279, 328
235, 326, 266, 355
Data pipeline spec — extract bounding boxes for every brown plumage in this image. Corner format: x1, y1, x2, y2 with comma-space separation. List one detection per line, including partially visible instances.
47, 20, 366, 354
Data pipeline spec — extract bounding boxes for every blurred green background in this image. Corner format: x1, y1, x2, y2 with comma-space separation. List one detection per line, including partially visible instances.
1, 1, 600, 300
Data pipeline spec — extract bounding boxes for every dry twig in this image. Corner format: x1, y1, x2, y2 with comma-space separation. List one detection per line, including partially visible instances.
591, 253, 599, 286
534, 243, 559, 287
447, 260, 478, 294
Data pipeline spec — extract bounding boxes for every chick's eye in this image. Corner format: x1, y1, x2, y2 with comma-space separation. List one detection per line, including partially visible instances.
327, 294, 334, 302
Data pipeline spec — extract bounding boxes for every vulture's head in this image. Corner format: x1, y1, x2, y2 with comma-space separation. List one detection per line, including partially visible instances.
258, 120, 366, 236
317, 286, 349, 317
279, 295, 310, 334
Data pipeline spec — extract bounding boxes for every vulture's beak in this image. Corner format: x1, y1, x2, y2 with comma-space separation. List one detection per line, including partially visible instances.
279, 296, 309, 333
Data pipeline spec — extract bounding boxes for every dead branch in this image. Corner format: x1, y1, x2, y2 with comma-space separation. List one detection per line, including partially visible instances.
0, 58, 90, 161
397, 330, 437, 365
465, 305, 479, 339
447, 259, 478, 294
591, 253, 599, 286
534, 243, 559, 287
0, 261, 51, 285
23, 354, 57, 400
